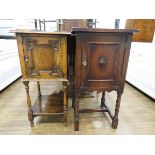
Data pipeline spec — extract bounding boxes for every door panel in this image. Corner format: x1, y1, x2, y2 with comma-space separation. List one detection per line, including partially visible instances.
81, 35, 125, 88
88, 42, 119, 80
22, 35, 67, 78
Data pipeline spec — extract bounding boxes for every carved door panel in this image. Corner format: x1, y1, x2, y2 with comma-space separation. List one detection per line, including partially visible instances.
81, 35, 126, 89
22, 35, 67, 78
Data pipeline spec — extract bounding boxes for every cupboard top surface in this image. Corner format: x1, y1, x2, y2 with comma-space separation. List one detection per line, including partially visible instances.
72, 28, 138, 34
10, 29, 71, 35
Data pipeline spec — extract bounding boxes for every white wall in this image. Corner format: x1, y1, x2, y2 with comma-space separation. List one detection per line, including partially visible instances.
96, 18, 126, 29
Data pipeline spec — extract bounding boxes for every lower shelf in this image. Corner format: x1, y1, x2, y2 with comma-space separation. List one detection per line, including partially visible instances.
32, 92, 64, 117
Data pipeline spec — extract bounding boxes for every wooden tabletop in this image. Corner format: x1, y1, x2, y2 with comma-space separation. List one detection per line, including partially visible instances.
10, 29, 71, 35
72, 28, 139, 33
10, 28, 138, 35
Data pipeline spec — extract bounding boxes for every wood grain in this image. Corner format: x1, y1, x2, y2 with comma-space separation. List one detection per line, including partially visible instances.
125, 19, 155, 42
15, 31, 69, 127
72, 28, 135, 131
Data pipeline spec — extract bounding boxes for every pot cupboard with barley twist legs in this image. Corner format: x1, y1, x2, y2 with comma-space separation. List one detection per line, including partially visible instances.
72, 28, 137, 131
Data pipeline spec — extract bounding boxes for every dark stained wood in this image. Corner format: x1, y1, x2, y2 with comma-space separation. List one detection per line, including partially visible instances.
112, 92, 122, 129
63, 81, 68, 126
67, 35, 75, 97
32, 93, 64, 115
101, 91, 105, 108
74, 96, 79, 131
72, 28, 136, 131
37, 81, 41, 97
102, 102, 113, 119
79, 106, 113, 119
72, 28, 138, 33
79, 108, 109, 113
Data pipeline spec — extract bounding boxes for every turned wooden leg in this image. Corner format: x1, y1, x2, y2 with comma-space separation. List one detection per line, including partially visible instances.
23, 81, 34, 127
63, 82, 68, 126
37, 81, 41, 97
72, 84, 75, 108
101, 91, 106, 108
112, 92, 122, 129
72, 93, 75, 108
74, 95, 79, 131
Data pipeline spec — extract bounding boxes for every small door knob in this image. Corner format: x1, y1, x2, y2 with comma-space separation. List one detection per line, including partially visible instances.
82, 56, 87, 66
25, 55, 29, 62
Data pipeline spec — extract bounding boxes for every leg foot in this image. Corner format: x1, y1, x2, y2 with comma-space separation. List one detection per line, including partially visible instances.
28, 110, 34, 127
64, 111, 67, 126
37, 81, 41, 97
74, 120, 79, 131
112, 117, 118, 129
30, 122, 34, 127
63, 81, 68, 126
74, 96, 79, 131
101, 91, 106, 108
112, 92, 122, 129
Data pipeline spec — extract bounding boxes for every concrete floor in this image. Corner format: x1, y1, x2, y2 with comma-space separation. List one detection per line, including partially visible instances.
0, 79, 155, 135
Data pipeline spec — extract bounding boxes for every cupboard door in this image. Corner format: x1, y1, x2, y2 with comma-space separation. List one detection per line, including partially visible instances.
81, 35, 125, 88
22, 35, 67, 78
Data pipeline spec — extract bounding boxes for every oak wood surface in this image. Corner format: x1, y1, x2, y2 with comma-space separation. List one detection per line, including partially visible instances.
11, 29, 71, 35
15, 30, 69, 127
32, 93, 64, 115
125, 19, 155, 42
19, 34, 67, 79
